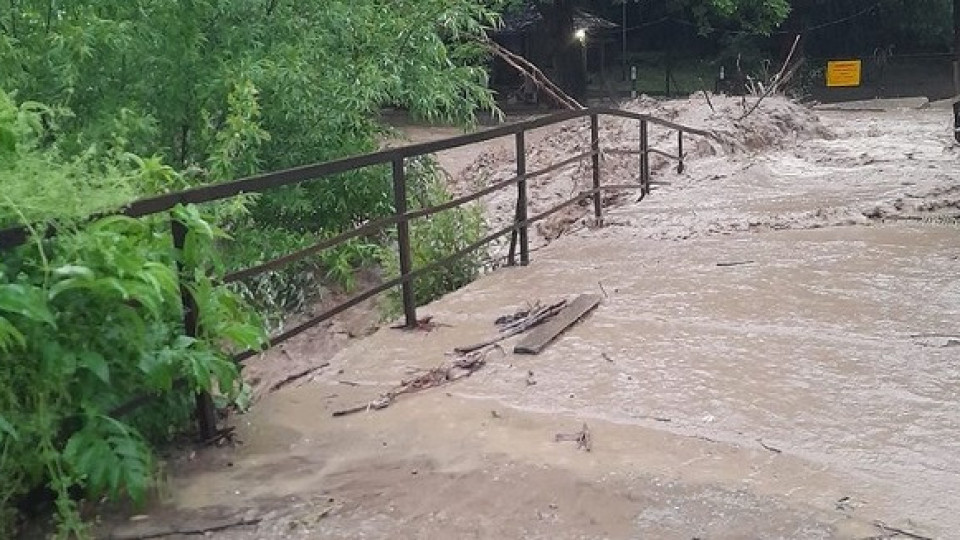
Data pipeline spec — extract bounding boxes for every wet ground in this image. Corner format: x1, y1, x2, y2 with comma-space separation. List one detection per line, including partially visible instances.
105, 106, 959, 539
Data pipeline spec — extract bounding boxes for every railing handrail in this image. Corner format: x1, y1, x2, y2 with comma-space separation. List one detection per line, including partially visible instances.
0, 107, 713, 250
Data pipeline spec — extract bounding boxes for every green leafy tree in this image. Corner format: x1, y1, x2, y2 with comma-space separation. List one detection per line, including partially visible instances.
2, 0, 502, 320
783, 0, 953, 55
0, 2, 504, 533
1, 1, 499, 213
0, 89, 267, 537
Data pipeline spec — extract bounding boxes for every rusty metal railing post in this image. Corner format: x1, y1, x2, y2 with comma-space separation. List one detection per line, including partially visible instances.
640, 118, 650, 196
954, 100, 960, 144
590, 113, 602, 224
516, 131, 530, 265
171, 215, 218, 441
392, 158, 417, 328
677, 129, 685, 174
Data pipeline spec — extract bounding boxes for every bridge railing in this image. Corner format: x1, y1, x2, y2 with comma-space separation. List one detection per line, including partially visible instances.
0, 107, 714, 437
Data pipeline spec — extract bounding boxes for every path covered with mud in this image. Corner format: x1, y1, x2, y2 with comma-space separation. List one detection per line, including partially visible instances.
106, 101, 959, 540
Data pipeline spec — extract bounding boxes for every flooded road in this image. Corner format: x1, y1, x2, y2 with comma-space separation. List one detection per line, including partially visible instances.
106, 104, 960, 539
444, 224, 960, 530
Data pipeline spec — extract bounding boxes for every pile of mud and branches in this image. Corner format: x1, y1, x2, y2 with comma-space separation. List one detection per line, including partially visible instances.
456, 95, 833, 256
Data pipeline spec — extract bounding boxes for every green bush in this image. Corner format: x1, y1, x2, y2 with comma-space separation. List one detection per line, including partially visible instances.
0, 91, 265, 538
224, 225, 380, 333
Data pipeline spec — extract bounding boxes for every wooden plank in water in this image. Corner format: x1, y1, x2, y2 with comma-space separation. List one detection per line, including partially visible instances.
514, 294, 601, 355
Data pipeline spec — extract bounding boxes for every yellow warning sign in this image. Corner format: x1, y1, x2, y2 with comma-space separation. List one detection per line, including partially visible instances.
826, 60, 862, 87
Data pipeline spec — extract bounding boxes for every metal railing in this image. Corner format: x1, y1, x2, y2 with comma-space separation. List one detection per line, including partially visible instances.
0, 107, 713, 438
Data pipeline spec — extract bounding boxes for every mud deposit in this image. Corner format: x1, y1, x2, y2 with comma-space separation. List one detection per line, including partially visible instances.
105, 100, 959, 539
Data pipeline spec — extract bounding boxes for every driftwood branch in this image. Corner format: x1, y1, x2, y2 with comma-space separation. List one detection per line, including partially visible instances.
269, 362, 330, 393
455, 300, 567, 353
111, 516, 263, 539
873, 521, 933, 540
701, 90, 716, 113
740, 34, 801, 120
200, 426, 237, 447
332, 347, 496, 417
555, 423, 592, 451
756, 439, 782, 454
485, 40, 584, 110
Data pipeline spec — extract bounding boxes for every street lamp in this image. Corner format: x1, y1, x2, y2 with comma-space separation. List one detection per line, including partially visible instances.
575, 28, 587, 75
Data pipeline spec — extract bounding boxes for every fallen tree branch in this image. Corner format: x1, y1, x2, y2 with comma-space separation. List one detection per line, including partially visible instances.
873, 520, 933, 540
389, 315, 451, 332
555, 422, 592, 451
200, 426, 237, 448
739, 34, 801, 120
701, 90, 716, 113
757, 439, 782, 454
332, 347, 497, 417
496, 300, 558, 333
111, 516, 263, 539
269, 362, 330, 393
456, 300, 567, 353
484, 40, 584, 110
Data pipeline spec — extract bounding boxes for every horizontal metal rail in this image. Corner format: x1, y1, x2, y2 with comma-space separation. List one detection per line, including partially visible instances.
232, 189, 596, 363
0, 109, 712, 250
221, 149, 597, 284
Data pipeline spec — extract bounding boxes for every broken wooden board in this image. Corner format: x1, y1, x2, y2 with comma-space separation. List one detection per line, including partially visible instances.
514, 294, 601, 355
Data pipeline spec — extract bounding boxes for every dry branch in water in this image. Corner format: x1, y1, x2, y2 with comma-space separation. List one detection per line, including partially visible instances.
112, 516, 263, 539
332, 346, 499, 417
269, 362, 330, 392
389, 315, 450, 332
455, 299, 567, 353
701, 90, 716, 113
555, 423, 592, 451
484, 40, 584, 110
740, 34, 801, 120
872, 520, 933, 540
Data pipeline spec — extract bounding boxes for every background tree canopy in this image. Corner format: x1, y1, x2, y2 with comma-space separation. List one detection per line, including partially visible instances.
500, 0, 958, 101
503, 0, 791, 100
0, 0, 498, 183
0, 1, 501, 536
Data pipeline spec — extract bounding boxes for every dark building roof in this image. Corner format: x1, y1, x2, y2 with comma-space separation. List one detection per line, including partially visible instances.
496, 4, 618, 35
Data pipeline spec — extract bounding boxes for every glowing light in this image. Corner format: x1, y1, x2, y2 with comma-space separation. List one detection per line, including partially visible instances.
574, 29, 586, 43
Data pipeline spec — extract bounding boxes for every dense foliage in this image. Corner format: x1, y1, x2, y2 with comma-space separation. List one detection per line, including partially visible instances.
0, 90, 266, 537
504, 0, 791, 100
501, 0, 957, 100
1, 0, 503, 535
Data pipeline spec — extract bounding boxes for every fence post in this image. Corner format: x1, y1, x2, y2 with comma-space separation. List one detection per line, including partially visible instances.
171, 216, 218, 441
677, 130, 685, 174
392, 158, 417, 328
954, 100, 960, 144
639, 119, 650, 195
590, 113, 602, 224
515, 131, 530, 265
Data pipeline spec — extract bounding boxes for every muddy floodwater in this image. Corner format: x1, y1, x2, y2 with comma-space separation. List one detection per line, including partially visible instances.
105, 103, 960, 540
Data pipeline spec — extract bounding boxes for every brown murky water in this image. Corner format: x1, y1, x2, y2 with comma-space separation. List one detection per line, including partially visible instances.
105, 106, 959, 539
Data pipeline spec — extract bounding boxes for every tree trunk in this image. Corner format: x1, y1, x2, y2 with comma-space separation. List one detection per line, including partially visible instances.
538, 0, 587, 105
